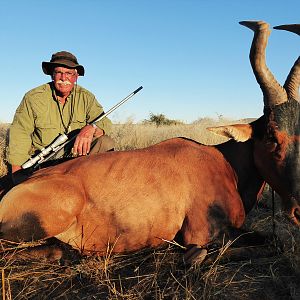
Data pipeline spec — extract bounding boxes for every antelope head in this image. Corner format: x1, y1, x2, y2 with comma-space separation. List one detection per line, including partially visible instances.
209, 21, 300, 224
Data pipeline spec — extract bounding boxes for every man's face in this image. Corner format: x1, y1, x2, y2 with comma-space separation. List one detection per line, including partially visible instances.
52, 66, 78, 96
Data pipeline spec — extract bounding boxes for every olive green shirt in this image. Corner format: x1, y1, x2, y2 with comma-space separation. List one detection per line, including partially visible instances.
8, 82, 112, 165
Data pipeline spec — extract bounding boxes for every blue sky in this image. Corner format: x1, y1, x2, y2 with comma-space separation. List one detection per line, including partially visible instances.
0, 0, 299, 123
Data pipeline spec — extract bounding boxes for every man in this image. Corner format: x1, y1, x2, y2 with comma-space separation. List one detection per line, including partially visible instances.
7, 51, 115, 175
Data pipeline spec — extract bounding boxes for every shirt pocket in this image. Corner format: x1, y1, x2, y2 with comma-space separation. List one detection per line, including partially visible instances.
34, 121, 60, 147
70, 116, 86, 132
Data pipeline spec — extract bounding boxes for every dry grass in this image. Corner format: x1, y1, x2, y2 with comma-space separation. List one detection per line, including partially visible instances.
0, 124, 9, 177
110, 119, 238, 151
0, 121, 300, 299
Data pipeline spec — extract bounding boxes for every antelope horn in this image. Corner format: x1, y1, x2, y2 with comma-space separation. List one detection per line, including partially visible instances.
284, 57, 300, 102
274, 24, 300, 102
239, 20, 288, 107
274, 24, 300, 36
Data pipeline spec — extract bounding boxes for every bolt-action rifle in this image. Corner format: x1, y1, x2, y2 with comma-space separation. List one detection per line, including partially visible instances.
21, 86, 143, 170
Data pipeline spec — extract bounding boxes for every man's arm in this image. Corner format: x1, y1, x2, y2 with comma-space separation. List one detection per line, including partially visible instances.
7, 96, 35, 170
72, 92, 111, 156
72, 124, 104, 156
87, 94, 113, 135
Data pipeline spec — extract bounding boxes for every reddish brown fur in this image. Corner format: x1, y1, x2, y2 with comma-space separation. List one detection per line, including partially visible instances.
0, 138, 246, 254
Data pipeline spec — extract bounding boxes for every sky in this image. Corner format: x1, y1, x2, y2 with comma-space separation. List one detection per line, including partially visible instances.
0, 0, 299, 124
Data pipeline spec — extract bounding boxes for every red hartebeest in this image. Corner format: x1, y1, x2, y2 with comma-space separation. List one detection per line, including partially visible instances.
0, 21, 299, 262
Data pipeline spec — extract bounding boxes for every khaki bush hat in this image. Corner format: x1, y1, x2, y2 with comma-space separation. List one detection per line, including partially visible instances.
42, 51, 85, 76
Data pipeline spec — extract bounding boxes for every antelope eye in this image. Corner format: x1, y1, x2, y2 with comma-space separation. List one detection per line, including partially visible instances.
265, 137, 278, 151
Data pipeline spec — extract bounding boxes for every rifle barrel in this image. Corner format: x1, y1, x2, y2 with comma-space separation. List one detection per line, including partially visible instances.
91, 86, 143, 125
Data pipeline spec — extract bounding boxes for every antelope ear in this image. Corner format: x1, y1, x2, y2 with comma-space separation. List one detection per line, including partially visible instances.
207, 124, 253, 142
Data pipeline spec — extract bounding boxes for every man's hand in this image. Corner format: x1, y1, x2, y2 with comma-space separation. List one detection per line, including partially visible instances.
72, 125, 104, 156
12, 165, 22, 173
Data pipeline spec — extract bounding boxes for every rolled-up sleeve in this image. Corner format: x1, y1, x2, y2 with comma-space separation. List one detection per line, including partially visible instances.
7, 96, 35, 165
86, 95, 112, 135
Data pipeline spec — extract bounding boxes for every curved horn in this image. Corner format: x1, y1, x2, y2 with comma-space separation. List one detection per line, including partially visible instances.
274, 24, 300, 102
274, 24, 300, 35
284, 57, 300, 102
239, 20, 288, 107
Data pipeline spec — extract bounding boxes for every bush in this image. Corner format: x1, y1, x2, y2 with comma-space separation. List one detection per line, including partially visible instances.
143, 113, 184, 126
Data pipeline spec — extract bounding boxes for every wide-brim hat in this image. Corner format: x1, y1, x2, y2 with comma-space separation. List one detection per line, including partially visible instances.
42, 51, 85, 76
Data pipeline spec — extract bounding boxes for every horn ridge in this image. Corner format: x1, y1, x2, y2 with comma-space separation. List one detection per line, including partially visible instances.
284, 57, 300, 102
240, 20, 288, 107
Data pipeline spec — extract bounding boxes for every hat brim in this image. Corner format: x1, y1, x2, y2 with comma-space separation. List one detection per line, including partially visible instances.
42, 61, 85, 76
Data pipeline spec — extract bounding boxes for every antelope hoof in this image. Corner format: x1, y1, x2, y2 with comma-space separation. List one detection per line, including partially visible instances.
184, 246, 208, 265
239, 20, 269, 31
